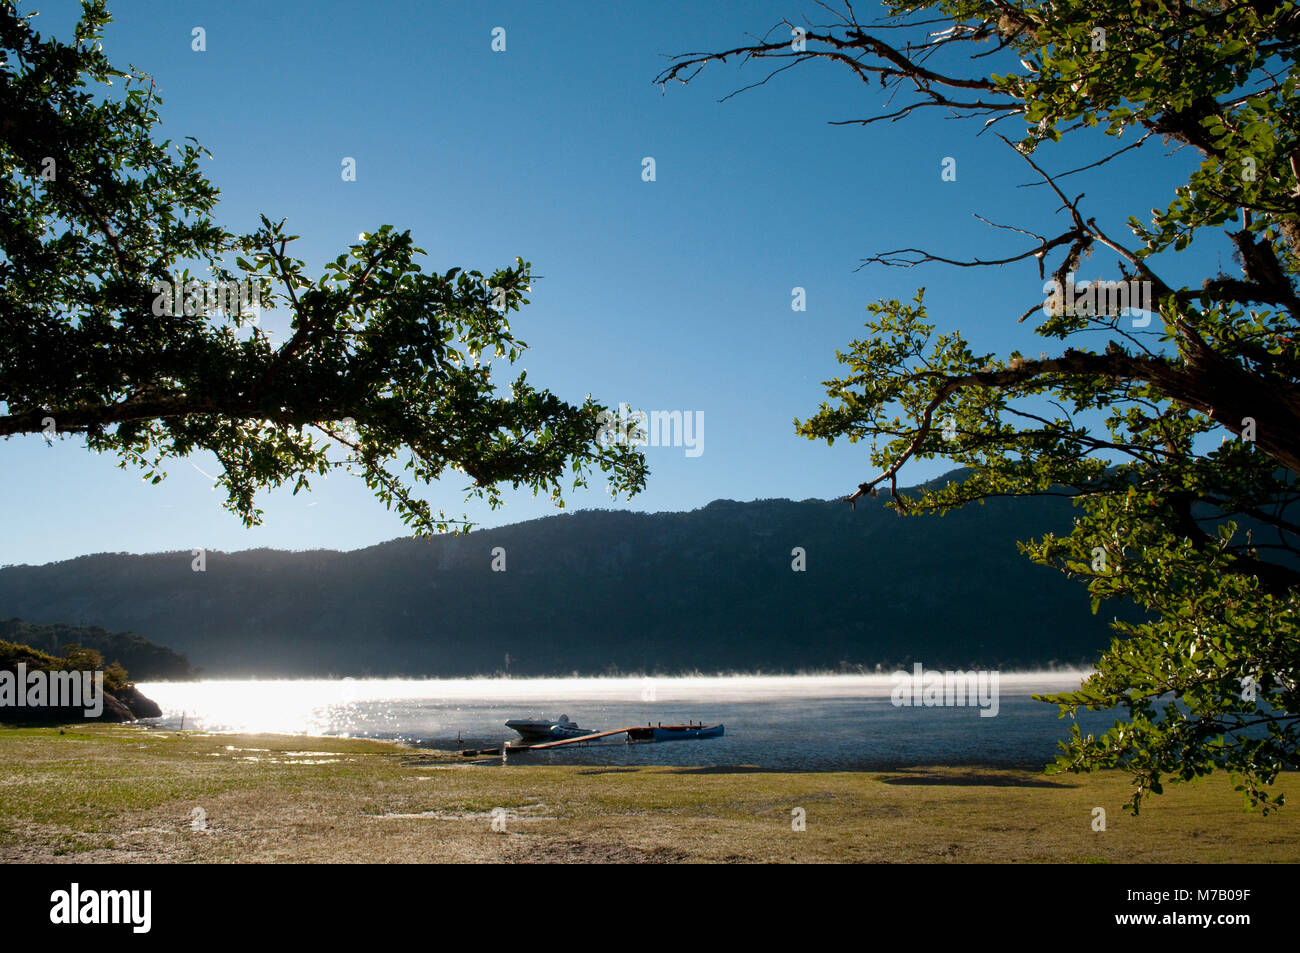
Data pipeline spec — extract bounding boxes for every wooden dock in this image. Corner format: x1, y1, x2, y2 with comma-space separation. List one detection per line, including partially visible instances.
506, 726, 640, 751
505, 723, 720, 751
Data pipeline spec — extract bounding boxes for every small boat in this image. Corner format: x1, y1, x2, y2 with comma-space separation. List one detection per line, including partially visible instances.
627, 721, 725, 743
504, 714, 598, 745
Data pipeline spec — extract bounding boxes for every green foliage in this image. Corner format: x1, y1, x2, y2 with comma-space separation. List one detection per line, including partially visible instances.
0, 1, 646, 533
0, 638, 62, 672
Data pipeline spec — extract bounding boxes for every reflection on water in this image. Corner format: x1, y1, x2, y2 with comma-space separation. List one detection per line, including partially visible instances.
137, 673, 1111, 770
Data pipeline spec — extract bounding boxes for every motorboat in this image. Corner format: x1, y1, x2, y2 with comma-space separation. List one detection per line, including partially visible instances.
504, 714, 598, 744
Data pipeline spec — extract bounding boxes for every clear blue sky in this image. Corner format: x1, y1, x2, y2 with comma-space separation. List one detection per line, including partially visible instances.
1, 0, 1215, 565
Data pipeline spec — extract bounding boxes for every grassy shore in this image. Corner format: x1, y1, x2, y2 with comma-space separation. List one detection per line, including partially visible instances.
2, 724, 1298, 863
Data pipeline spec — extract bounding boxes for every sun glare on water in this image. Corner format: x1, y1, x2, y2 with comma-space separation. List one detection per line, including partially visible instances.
135, 672, 1090, 737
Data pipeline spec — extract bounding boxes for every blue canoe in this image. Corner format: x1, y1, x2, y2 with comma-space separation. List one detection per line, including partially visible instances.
627, 723, 724, 743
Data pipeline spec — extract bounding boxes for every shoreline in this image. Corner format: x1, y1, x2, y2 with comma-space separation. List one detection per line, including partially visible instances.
2, 724, 1298, 863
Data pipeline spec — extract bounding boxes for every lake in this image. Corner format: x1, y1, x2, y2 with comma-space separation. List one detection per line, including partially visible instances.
136, 672, 1116, 771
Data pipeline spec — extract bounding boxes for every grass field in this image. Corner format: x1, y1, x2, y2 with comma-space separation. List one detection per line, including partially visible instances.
2, 724, 1298, 863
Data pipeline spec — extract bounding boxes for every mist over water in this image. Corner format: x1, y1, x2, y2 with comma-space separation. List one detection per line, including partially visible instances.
137, 672, 1114, 770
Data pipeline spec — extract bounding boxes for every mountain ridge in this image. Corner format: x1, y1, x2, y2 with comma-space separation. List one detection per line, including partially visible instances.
0, 471, 1126, 676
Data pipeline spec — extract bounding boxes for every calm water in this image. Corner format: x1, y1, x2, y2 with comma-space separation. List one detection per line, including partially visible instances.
136, 673, 1116, 770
